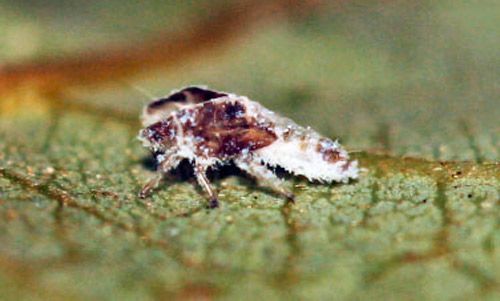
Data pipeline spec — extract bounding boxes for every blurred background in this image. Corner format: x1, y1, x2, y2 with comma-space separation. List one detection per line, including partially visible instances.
0, 0, 498, 161
0, 2, 498, 300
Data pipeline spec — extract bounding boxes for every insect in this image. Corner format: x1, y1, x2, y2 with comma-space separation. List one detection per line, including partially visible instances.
138, 86, 358, 208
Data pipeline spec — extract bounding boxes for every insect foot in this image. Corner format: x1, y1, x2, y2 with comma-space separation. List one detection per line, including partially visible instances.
207, 198, 219, 209
138, 86, 359, 208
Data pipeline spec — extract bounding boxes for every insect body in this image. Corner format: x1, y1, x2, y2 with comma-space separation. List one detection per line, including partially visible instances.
138, 86, 358, 208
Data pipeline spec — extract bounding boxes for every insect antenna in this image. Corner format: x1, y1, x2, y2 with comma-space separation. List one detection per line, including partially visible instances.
118, 80, 159, 104
348, 149, 364, 154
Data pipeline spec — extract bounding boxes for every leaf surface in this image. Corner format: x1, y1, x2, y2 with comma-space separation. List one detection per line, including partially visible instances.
0, 1, 498, 300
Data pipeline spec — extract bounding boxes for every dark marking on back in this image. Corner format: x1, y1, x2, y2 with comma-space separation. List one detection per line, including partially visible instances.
317, 139, 342, 163
341, 160, 351, 171
148, 92, 186, 111
147, 87, 227, 113
178, 100, 277, 158
183, 87, 227, 103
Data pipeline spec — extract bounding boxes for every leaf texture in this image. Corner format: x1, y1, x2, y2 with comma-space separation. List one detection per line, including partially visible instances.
0, 1, 498, 300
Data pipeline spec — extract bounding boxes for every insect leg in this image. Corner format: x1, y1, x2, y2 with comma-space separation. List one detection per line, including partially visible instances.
194, 164, 219, 209
138, 155, 179, 199
235, 158, 295, 202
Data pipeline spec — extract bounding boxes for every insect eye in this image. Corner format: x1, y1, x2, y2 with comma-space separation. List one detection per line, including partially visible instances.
143, 121, 175, 143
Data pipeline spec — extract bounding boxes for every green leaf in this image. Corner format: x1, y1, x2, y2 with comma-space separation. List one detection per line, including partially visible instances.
0, 1, 498, 300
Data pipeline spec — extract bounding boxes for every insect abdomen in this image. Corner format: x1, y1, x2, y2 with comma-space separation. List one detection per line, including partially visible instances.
254, 136, 358, 183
